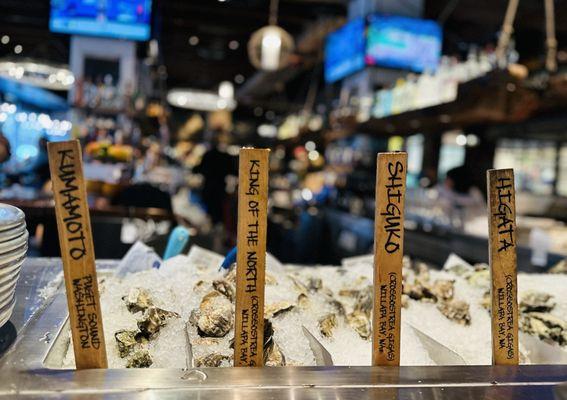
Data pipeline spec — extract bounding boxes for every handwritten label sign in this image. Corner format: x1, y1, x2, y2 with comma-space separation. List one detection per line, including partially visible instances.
487, 168, 519, 365
47, 140, 107, 369
234, 148, 269, 367
372, 152, 407, 366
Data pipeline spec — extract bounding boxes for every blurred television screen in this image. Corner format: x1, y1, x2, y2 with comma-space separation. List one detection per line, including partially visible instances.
324, 18, 366, 83
366, 14, 442, 72
50, 0, 152, 41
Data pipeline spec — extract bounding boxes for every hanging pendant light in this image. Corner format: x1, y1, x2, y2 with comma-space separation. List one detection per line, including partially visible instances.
248, 0, 295, 71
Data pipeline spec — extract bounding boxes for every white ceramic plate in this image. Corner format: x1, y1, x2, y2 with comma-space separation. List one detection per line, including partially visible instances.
0, 297, 16, 329
0, 224, 27, 244
0, 258, 24, 280
0, 245, 27, 267
0, 265, 20, 291
0, 204, 25, 232
0, 230, 28, 255
0, 281, 16, 307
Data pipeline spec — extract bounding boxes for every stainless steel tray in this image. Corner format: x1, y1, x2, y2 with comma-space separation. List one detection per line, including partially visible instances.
0, 258, 566, 399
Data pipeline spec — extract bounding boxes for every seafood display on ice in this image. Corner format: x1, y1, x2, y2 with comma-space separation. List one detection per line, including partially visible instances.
53, 247, 567, 368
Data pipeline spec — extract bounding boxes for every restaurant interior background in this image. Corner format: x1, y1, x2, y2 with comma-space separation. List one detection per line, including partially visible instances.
0, 0, 567, 268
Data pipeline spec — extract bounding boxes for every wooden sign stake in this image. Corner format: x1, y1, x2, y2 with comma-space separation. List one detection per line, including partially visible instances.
234, 148, 269, 367
487, 168, 519, 365
47, 140, 107, 369
372, 152, 407, 366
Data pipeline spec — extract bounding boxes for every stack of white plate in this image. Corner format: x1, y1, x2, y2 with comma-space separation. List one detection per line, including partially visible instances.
0, 204, 27, 329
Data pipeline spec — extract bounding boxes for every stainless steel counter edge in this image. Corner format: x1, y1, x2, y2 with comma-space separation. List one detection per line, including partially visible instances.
1, 258, 567, 399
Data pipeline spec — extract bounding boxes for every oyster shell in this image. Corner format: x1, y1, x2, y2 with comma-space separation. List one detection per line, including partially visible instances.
415, 262, 430, 282
437, 300, 471, 325
263, 319, 286, 366
327, 299, 346, 317
308, 277, 323, 292
288, 274, 309, 294
318, 313, 338, 338
195, 353, 232, 367
445, 263, 471, 277
353, 286, 373, 316
188, 309, 199, 326
126, 349, 153, 368
197, 291, 233, 337
520, 292, 555, 313
338, 289, 360, 298
404, 281, 436, 303
467, 269, 490, 288
123, 287, 153, 313
265, 301, 295, 319
192, 337, 222, 346
225, 267, 237, 284
265, 342, 286, 366
549, 259, 567, 274
137, 306, 180, 338
297, 293, 310, 309
520, 312, 567, 346
347, 312, 371, 340
431, 279, 455, 302
114, 329, 138, 358
401, 294, 410, 308
481, 290, 491, 311
212, 279, 235, 302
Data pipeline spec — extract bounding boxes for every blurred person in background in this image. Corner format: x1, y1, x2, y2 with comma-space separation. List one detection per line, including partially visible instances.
0, 132, 11, 164
437, 166, 485, 227
193, 129, 237, 250
440, 166, 484, 208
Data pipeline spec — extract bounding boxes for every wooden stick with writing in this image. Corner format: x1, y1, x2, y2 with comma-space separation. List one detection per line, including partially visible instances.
47, 140, 107, 369
372, 152, 407, 366
234, 148, 269, 367
487, 168, 519, 365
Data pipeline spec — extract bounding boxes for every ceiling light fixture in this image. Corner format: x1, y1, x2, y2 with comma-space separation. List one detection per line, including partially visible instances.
218, 81, 234, 99
14, 45, 22, 55
167, 88, 237, 111
0, 59, 75, 90
234, 74, 245, 84
248, 0, 294, 71
189, 36, 199, 46
1, 36, 9, 45
228, 40, 239, 50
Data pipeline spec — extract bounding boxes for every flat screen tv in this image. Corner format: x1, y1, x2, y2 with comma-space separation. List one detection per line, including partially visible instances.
50, 0, 152, 41
324, 18, 366, 83
366, 14, 442, 73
